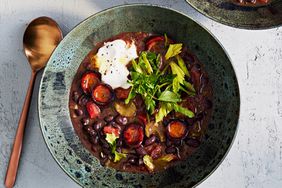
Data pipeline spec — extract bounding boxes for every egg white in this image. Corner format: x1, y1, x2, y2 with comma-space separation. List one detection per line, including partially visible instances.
95, 39, 138, 89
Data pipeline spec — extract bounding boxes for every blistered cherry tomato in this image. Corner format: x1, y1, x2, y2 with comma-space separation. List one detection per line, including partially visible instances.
81, 72, 100, 94
123, 123, 144, 148
167, 120, 188, 140
92, 84, 113, 105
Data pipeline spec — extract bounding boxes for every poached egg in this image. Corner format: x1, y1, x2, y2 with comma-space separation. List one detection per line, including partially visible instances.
94, 39, 138, 89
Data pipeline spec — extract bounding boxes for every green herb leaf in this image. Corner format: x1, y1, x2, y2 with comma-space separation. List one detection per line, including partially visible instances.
114, 151, 127, 162
131, 59, 143, 74
176, 55, 190, 77
158, 90, 181, 103
173, 104, 195, 118
165, 43, 182, 60
143, 155, 155, 171
125, 88, 136, 104
105, 133, 118, 145
141, 52, 153, 74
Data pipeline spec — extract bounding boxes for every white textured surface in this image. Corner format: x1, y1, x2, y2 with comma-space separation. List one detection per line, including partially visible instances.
0, 0, 281, 188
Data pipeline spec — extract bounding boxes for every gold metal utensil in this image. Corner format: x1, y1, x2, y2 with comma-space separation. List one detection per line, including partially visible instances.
4, 16, 63, 188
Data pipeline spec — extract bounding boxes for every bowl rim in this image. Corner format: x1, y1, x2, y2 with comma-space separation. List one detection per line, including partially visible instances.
38, 3, 241, 188
185, 0, 282, 30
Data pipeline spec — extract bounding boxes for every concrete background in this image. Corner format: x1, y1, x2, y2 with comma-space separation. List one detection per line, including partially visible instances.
0, 0, 281, 187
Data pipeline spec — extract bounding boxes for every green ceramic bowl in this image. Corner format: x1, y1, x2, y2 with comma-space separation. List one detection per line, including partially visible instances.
39, 4, 240, 188
186, 0, 282, 29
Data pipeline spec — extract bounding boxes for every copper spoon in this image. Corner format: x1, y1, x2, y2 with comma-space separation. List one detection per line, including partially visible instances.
4, 17, 63, 188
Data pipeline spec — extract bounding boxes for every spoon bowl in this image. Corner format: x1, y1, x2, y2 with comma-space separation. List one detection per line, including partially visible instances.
5, 16, 62, 188
23, 17, 62, 71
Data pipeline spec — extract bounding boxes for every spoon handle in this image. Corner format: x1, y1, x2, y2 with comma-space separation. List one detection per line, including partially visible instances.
5, 71, 37, 188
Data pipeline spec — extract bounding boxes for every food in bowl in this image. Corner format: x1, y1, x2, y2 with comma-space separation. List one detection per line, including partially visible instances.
236, 0, 270, 6
69, 32, 213, 173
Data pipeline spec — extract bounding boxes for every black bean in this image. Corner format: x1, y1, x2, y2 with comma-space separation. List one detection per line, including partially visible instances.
100, 139, 110, 149
116, 138, 123, 147
90, 136, 99, 145
173, 139, 183, 147
186, 139, 201, 148
144, 135, 157, 146
102, 147, 111, 155
100, 158, 108, 166
165, 146, 177, 154
100, 152, 107, 159
72, 91, 80, 102
84, 126, 96, 137
116, 147, 122, 153
111, 122, 121, 129
128, 157, 137, 165
74, 109, 83, 116
138, 158, 144, 165
195, 113, 204, 122
93, 121, 103, 131
104, 115, 114, 122
78, 95, 89, 106
166, 139, 172, 147
81, 118, 90, 126
115, 115, 128, 125
135, 146, 147, 156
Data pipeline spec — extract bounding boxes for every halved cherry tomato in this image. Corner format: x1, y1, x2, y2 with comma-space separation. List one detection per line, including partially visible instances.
166, 120, 188, 140
123, 123, 144, 148
114, 87, 131, 100
92, 84, 113, 105
81, 72, 100, 94
103, 125, 120, 137
86, 101, 101, 119
146, 36, 165, 50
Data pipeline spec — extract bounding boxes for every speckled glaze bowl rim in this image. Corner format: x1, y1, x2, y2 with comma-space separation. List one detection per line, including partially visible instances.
185, 0, 282, 30
38, 3, 241, 187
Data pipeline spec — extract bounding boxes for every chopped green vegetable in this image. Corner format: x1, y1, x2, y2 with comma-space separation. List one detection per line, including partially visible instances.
158, 90, 181, 103
176, 55, 190, 77
143, 155, 155, 171
157, 154, 177, 162
173, 103, 195, 118
165, 43, 182, 60
126, 42, 196, 122
105, 133, 127, 163
183, 80, 196, 92
164, 33, 169, 47
105, 133, 118, 145
114, 151, 127, 162
155, 102, 173, 123
170, 62, 185, 93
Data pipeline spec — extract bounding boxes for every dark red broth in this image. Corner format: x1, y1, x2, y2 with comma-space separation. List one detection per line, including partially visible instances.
69, 32, 213, 173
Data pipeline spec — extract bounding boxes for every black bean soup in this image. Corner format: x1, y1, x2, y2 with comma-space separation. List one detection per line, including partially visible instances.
235, 0, 270, 6
69, 32, 213, 173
